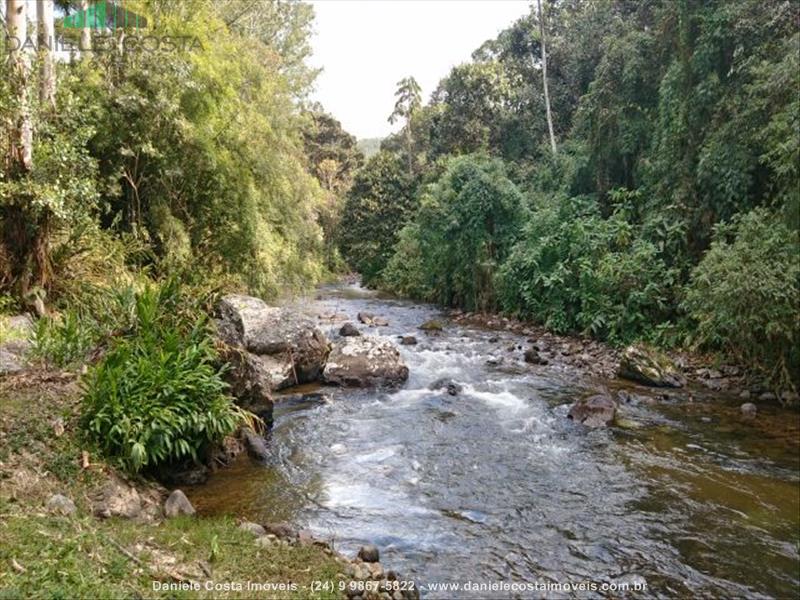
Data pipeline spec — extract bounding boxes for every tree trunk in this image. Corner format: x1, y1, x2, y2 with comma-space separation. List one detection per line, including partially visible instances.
537, 0, 557, 155
79, 0, 92, 56
6, 0, 33, 173
37, 0, 56, 108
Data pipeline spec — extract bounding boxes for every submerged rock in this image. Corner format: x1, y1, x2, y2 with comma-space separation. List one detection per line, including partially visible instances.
339, 322, 361, 337
419, 319, 444, 332
323, 336, 409, 387
740, 402, 757, 418
617, 345, 685, 388
567, 393, 616, 428
429, 378, 463, 396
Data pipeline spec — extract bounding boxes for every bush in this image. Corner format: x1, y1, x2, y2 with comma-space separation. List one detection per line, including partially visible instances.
384, 154, 524, 311
81, 280, 246, 473
683, 208, 800, 391
498, 193, 675, 343
30, 310, 100, 369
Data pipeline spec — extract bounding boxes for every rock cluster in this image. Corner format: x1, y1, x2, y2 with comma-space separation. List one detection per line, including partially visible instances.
237, 521, 419, 600
323, 336, 409, 388
216, 295, 410, 428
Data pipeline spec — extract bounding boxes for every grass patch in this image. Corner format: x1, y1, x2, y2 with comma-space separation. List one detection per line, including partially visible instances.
0, 374, 345, 599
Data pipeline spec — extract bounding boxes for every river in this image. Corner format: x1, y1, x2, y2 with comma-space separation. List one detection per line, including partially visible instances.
189, 284, 800, 599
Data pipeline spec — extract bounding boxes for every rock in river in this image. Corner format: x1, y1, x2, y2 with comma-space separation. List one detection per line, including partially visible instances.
567, 393, 616, 428
323, 336, 409, 387
429, 378, 462, 396
339, 322, 361, 337
218, 295, 330, 392
617, 344, 685, 388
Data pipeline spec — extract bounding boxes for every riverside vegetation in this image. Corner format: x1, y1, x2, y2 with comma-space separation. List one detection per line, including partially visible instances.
0, 0, 798, 597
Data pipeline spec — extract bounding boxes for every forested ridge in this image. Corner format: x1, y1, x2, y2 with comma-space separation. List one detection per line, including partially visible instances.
341, 0, 800, 393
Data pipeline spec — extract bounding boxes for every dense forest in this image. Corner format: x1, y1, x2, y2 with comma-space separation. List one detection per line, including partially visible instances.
0, 0, 798, 476
340, 0, 800, 393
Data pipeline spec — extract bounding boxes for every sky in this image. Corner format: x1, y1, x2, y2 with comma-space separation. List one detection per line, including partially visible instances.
309, 0, 530, 140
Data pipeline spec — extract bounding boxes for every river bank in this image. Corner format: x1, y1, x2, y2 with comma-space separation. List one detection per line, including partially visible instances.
0, 370, 417, 599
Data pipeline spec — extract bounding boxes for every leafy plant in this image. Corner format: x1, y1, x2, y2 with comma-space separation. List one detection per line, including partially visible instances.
683, 208, 799, 392
81, 281, 246, 473
30, 311, 100, 369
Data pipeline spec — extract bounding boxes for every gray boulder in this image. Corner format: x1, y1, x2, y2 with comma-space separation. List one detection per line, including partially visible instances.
568, 393, 616, 428
617, 345, 685, 388
164, 489, 195, 518
91, 476, 143, 519
323, 336, 409, 387
217, 295, 330, 394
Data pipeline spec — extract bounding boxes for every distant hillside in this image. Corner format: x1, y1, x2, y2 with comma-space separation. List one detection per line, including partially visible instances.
357, 138, 382, 158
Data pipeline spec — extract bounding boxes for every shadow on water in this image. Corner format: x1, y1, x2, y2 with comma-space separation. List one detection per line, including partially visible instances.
188, 283, 800, 599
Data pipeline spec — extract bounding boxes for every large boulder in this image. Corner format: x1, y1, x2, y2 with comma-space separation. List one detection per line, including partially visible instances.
217, 295, 330, 392
323, 336, 409, 387
617, 345, 685, 388
568, 393, 616, 428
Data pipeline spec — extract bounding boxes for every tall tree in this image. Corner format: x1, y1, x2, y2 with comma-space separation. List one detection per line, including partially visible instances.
388, 76, 422, 175
37, 0, 56, 107
536, 0, 557, 154
5, 0, 32, 174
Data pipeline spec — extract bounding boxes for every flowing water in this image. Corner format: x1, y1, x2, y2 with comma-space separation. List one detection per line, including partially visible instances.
190, 284, 800, 599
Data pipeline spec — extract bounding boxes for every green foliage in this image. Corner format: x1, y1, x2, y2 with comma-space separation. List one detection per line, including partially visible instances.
498, 191, 675, 343
338, 151, 417, 285
81, 280, 245, 473
30, 310, 100, 369
385, 154, 524, 311
683, 209, 800, 391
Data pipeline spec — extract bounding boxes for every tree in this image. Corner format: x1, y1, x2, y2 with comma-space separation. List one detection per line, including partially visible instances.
338, 152, 416, 285
388, 76, 422, 175
536, 0, 556, 155
37, 0, 56, 108
302, 109, 364, 268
